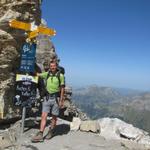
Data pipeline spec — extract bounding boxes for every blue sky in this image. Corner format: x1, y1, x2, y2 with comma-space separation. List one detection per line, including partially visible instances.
41, 0, 150, 90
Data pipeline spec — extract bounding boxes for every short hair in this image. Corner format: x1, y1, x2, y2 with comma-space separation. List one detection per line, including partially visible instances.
49, 61, 57, 65
50, 57, 60, 64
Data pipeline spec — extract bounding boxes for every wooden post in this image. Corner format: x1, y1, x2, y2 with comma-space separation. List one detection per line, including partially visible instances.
0, 105, 4, 119
21, 106, 26, 134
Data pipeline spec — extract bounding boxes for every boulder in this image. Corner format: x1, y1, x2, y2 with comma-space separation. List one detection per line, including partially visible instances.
80, 120, 100, 133
0, 129, 16, 150
98, 117, 150, 146
70, 117, 81, 131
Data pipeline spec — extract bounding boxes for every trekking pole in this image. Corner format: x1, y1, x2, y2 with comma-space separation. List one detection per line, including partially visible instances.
21, 106, 26, 134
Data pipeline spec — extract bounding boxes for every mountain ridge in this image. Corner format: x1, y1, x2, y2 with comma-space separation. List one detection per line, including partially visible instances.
72, 85, 150, 133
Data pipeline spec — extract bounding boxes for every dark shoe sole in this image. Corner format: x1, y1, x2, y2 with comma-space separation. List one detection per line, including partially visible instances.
31, 139, 44, 143
45, 137, 53, 140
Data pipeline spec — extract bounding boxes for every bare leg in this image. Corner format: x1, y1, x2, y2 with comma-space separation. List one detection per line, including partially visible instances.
44, 115, 57, 140
40, 112, 48, 132
50, 115, 57, 129
31, 112, 48, 142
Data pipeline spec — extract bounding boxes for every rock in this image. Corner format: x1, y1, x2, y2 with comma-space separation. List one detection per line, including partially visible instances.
98, 117, 150, 147
120, 140, 149, 150
0, 129, 16, 150
0, 0, 41, 119
137, 135, 150, 146
1, 118, 150, 150
56, 85, 89, 122
0, 9, 21, 28
119, 124, 148, 140
80, 120, 100, 133
70, 117, 81, 131
36, 33, 56, 66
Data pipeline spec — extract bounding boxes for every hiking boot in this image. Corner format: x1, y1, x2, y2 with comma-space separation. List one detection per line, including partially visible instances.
45, 129, 55, 140
31, 131, 44, 143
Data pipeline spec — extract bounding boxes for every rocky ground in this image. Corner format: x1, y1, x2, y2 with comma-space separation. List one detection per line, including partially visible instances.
27, 131, 150, 150
1, 118, 150, 150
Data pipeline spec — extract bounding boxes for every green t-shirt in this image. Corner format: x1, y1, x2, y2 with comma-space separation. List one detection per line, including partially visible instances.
39, 71, 65, 94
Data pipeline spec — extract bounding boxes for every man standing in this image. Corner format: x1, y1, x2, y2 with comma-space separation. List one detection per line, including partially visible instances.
32, 61, 65, 142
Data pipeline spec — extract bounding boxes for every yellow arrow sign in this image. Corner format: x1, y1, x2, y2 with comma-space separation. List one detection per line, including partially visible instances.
38, 26, 56, 36
9, 20, 56, 38
9, 20, 31, 31
28, 30, 39, 39
28, 27, 56, 39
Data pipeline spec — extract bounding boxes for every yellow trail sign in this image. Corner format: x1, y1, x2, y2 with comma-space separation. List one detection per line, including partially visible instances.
28, 27, 56, 39
9, 20, 56, 39
38, 26, 56, 36
28, 30, 39, 39
9, 20, 31, 31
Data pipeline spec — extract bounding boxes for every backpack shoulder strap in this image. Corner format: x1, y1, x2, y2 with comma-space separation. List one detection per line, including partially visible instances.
57, 66, 65, 75
56, 70, 61, 87
45, 70, 51, 87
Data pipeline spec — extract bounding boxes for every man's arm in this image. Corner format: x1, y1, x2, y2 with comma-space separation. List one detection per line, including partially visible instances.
59, 74, 65, 108
37, 72, 48, 79
59, 86, 65, 108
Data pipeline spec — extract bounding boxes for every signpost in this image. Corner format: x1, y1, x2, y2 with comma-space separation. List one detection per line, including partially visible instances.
10, 19, 56, 134
14, 74, 38, 133
20, 42, 36, 72
9, 20, 31, 31
14, 74, 38, 106
9, 20, 56, 39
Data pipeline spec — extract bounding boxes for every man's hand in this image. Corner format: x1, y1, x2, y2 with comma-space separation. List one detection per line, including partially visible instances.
37, 73, 40, 76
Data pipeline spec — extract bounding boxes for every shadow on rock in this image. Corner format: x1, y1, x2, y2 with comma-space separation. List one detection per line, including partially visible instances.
55, 124, 70, 136
22, 144, 39, 150
24, 120, 40, 132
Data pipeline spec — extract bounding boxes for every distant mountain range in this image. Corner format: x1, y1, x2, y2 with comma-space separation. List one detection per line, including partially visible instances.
114, 87, 145, 96
72, 85, 150, 133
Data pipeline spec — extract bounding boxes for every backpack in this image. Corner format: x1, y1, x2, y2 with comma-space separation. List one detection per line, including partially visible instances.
46, 70, 61, 87
58, 66, 65, 75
